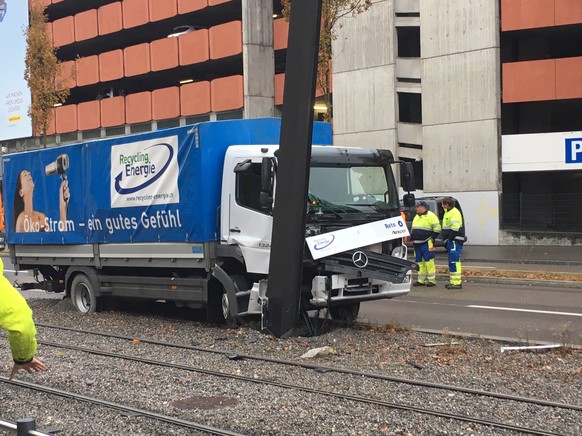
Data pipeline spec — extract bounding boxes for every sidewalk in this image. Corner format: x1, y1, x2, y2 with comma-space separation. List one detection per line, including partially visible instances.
461, 245, 582, 266
429, 245, 582, 289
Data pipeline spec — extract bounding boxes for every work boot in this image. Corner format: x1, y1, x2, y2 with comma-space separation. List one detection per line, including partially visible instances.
426, 282, 436, 287
445, 283, 463, 289
412, 281, 426, 287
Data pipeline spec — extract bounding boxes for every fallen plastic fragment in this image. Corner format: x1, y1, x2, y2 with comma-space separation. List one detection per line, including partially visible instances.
500, 344, 561, 353
423, 342, 460, 347
300, 346, 337, 359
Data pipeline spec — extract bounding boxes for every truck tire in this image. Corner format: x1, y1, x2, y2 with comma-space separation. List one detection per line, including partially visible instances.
221, 274, 248, 326
71, 274, 101, 314
207, 274, 247, 325
329, 302, 360, 323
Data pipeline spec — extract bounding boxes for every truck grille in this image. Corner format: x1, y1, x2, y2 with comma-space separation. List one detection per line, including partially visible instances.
319, 249, 418, 284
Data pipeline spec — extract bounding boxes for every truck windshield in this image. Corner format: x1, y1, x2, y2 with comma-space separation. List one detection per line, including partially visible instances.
308, 165, 398, 212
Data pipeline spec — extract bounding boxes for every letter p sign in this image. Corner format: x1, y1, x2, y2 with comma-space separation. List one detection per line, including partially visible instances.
566, 138, 582, 164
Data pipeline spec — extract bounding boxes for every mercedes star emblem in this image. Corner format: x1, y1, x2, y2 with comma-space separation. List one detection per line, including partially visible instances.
352, 251, 368, 268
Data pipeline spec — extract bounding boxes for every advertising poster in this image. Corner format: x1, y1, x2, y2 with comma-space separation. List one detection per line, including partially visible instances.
3, 127, 196, 245
0, 0, 33, 141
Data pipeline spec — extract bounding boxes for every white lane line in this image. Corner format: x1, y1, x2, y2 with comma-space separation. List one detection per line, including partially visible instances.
468, 305, 582, 317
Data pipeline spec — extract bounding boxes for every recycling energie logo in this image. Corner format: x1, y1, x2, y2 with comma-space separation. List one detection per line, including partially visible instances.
110, 135, 179, 208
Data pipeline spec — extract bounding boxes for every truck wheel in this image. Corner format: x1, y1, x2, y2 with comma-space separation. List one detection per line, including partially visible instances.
329, 302, 360, 323
221, 274, 248, 325
71, 274, 101, 314
207, 274, 246, 325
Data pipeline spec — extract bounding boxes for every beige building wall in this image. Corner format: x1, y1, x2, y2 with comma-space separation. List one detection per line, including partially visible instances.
332, 0, 397, 152
332, 0, 503, 244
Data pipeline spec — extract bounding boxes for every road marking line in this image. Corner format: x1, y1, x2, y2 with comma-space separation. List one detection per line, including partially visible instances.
468, 305, 582, 317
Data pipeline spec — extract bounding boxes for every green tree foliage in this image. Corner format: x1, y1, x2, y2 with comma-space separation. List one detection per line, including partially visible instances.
282, 0, 372, 121
24, 3, 71, 143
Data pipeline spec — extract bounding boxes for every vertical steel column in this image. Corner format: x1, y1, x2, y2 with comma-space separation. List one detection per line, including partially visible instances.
16, 418, 36, 436
266, 0, 322, 338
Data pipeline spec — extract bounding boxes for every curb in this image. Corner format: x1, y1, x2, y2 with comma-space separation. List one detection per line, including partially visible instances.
437, 274, 582, 289
410, 328, 582, 350
463, 258, 582, 266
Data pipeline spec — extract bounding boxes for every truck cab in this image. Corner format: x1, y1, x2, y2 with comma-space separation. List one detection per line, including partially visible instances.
220, 145, 416, 322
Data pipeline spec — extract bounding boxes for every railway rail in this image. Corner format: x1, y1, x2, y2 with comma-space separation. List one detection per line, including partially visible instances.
3, 322, 576, 435
1, 376, 244, 436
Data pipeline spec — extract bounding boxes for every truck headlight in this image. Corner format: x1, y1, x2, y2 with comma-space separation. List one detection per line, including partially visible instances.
364, 243, 382, 253
391, 245, 407, 259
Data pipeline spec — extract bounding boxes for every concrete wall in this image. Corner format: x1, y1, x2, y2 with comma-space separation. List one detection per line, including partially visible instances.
331, 0, 503, 244
332, 0, 397, 152
421, 0, 501, 244
242, 0, 274, 118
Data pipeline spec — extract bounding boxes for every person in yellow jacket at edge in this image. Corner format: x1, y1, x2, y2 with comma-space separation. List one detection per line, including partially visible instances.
0, 258, 47, 379
410, 201, 441, 287
441, 197, 466, 290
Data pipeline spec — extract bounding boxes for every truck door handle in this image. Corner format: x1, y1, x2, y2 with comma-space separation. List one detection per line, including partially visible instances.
230, 228, 241, 233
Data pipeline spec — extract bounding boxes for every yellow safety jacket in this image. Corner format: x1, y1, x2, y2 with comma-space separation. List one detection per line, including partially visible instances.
411, 211, 441, 245
442, 206, 466, 243
0, 259, 37, 363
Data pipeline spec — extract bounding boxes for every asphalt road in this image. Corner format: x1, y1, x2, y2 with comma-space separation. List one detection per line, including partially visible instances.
3, 255, 581, 344
360, 282, 582, 345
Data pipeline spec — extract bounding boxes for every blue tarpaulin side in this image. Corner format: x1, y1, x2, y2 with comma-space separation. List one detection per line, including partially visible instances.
3, 118, 332, 245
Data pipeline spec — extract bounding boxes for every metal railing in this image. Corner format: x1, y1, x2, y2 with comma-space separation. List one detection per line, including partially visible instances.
501, 193, 582, 233
0, 418, 52, 436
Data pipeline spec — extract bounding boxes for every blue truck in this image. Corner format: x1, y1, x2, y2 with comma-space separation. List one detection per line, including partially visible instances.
3, 118, 416, 323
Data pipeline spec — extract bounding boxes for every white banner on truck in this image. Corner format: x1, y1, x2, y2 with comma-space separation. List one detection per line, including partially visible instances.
305, 216, 409, 260
110, 135, 180, 208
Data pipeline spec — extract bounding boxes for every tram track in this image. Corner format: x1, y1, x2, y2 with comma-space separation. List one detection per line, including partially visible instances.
36, 323, 582, 413
1, 376, 244, 436
22, 322, 582, 436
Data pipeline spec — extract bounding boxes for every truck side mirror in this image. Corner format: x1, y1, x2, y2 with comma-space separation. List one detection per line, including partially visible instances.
260, 157, 274, 210
400, 161, 416, 193
402, 193, 416, 208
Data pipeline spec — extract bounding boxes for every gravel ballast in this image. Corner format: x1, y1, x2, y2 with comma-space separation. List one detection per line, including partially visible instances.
1, 297, 581, 436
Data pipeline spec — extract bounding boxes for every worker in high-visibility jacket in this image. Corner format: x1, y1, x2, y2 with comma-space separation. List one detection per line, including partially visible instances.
410, 201, 441, 287
441, 197, 466, 289
0, 258, 47, 379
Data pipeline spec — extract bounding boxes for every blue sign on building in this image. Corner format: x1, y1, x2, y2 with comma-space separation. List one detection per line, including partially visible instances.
565, 138, 582, 164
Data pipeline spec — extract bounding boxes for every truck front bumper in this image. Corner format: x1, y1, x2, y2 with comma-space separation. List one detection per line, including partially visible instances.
309, 249, 417, 306
309, 272, 412, 306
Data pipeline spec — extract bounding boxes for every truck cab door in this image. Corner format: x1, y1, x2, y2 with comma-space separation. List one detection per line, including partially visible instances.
225, 160, 273, 274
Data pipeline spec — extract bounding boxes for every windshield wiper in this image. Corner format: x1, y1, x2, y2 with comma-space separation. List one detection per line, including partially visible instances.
308, 208, 343, 220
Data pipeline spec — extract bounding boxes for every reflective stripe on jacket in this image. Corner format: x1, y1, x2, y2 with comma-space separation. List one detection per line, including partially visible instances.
442, 207, 465, 242
411, 210, 441, 245
0, 259, 37, 364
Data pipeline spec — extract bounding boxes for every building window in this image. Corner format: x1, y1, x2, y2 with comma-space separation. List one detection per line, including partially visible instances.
396, 27, 421, 58
185, 115, 210, 125
60, 132, 78, 143
105, 126, 126, 137
157, 119, 180, 130
82, 129, 101, 140
501, 170, 582, 232
502, 100, 582, 135
216, 110, 243, 121
130, 123, 152, 134
398, 92, 422, 124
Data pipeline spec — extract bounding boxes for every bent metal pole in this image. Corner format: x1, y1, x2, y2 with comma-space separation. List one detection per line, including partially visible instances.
266, 0, 323, 338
